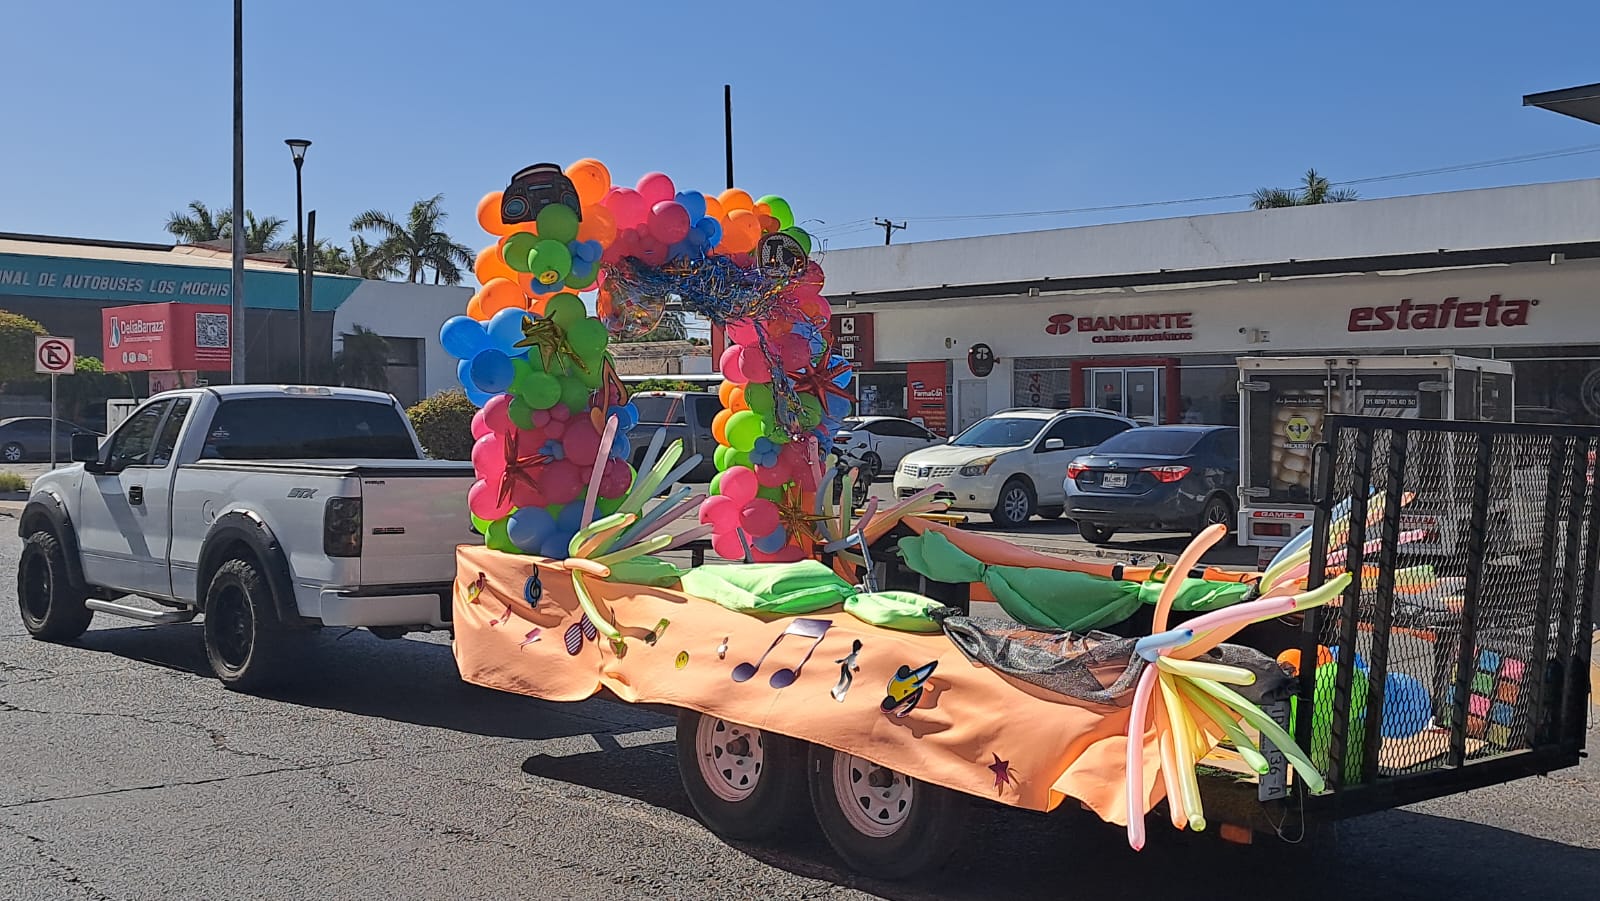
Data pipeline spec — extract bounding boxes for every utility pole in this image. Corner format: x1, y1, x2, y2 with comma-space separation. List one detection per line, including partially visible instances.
874, 218, 906, 246
230, 0, 247, 383
723, 85, 734, 190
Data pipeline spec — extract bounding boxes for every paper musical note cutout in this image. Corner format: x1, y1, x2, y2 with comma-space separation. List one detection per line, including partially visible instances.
731, 618, 833, 688
832, 640, 863, 702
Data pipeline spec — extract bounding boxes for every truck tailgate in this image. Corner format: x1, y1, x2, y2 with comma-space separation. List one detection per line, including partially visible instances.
357, 464, 475, 586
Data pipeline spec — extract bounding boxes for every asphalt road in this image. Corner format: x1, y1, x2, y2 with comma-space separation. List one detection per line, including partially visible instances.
2, 500, 1598, 900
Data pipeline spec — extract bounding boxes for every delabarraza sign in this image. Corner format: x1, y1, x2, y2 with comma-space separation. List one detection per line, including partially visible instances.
0, 252, 360, 311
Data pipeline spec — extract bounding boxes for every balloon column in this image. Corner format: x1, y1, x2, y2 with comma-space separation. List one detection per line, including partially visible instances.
446, 158, 850, 561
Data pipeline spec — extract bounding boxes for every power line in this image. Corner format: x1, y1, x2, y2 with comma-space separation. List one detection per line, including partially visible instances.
873, 217, 907, 245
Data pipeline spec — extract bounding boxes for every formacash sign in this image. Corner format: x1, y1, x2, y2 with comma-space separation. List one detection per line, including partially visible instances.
102, 302, 232, 373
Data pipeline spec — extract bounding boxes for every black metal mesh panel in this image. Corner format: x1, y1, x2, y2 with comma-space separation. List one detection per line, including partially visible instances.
1298, 418, 1598, 794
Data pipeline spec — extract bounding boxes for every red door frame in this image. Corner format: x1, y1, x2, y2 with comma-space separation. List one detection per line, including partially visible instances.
1069, 357, 1181, 423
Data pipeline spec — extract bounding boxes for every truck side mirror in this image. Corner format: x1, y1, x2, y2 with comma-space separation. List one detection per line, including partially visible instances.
70, 432, 100, 465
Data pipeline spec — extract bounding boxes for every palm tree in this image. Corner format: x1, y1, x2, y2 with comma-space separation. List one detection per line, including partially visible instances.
333, 326, 391, 391
165, 201, 228, 244
350, 195, 473, 285
348, 235, 403, 280
226, 211, 288, 253
1250, 169, 1359, 210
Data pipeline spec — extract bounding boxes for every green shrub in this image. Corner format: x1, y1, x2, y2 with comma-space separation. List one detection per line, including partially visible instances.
628, 378, 701, 394
408, 389, 477, 461
0, 472, 27, 492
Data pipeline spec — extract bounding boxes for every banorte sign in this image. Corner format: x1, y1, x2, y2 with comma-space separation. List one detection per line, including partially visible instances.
1045, 311, 1194, 344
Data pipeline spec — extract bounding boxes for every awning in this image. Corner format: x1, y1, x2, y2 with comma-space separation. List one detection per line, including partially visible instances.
1524, 82, 1600, 126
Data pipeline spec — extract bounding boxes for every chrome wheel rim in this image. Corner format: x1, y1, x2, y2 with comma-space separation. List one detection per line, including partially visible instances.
1002, 487, 1029, 522
833, 752, 914, 838
695, 716, 764, 803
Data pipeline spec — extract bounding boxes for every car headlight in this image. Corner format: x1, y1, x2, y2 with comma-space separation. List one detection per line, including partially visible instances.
959, 456, 997, 477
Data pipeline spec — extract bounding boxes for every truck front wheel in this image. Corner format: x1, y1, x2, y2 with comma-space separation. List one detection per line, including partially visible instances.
675, 709, 810, 842
17, 531, 93, 642
203, 558, 290, 692
807, 744, 964, 880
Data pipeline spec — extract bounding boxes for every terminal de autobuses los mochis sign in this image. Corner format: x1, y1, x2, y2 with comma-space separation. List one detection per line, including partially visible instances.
101, 302, 233, 373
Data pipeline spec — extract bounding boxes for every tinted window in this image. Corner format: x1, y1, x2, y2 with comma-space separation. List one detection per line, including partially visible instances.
691, 395, 722, 426
950, 417, 1046, 448
107, 402, 169, 469
1040, 418, 1093, 448
201, 398, 417, 460
879, 420, 930, 438
1199, 429, 1240, 460
1094, 428, 1207, 456
632, 395, 686, 425
1081, 417, 1132, 446
151, 397, 193, 467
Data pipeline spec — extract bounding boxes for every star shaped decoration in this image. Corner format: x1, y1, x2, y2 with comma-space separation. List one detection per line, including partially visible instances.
515, 316, 590, 374
497, 427, 555, 509
988, 753, 1018, 793
774, 484, 831, 548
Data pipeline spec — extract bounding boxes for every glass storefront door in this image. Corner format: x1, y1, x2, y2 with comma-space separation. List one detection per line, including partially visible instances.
1086, 367, 1164, 424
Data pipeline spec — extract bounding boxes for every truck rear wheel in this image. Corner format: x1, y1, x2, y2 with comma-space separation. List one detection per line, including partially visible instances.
17, 531, 93, 642
807, 744, 964, 880
675, 709, 810, 842
203, 558, 290, 692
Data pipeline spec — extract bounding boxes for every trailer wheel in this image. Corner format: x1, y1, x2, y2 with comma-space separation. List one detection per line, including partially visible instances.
675, 709, 810, 842
807, 744, 964, 880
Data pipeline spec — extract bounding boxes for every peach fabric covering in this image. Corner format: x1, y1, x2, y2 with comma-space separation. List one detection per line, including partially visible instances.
452, 544, 1176, 825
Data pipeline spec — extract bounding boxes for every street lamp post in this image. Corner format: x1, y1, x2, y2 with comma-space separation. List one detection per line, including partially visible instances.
286, 138, 312, 383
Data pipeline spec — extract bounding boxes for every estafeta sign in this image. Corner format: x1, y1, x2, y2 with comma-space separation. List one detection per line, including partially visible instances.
1347, 295, 1535, 333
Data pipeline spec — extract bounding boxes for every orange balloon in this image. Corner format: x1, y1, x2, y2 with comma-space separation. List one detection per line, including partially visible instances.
758, 214, 781, 235
566, 159, 613, 208
722, 209, 762, 253
466, 294, 487, 320
711, 408, 734, 446
729, 386, 748, 412
476, 191, 513, 237
576, 204, 617, 246
718, 379, 737, 406
718, 188, 755, 214
480, 277, 526, 315
754, 202, 772, 217
702, 194, 726, 223
475, 243, 518, 286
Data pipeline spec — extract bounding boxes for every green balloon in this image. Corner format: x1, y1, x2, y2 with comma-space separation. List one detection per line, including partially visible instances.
536, 204, 581, 243
575, 361, 605, 389
714, 444, 731, 470
726, 410, 763, 452
485, 518, 518, 553
709, 471, 724, 496
567, 317, 610, 358
517, 370, 562, 410
470, 513, 492, 536
560, 376, 592, 412
565, 266, 599, 290
596, 494, 625, 516
798, 394, 823, 429
744, 382, 775, 415
756, 484, 782, 502
527, 240, 572, 288
545, 293, 587, 328
757, 195, 795, 230
509, 357, 540, 394
726, 449, 751, 470
502, 233, 539, 274
507, 398, 536, 429
781, 226, 812, 256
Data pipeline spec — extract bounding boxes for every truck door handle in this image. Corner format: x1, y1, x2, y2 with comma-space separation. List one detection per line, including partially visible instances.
128, 486, 144, 506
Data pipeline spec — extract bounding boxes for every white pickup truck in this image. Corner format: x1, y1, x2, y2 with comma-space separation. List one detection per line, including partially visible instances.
15, 385, 474, 690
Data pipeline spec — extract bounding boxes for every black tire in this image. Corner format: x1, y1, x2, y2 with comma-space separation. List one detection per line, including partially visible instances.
675, 709, 811, 842
1197, 494, 1234, 537
1038, 505, 1065, 519
991, 478, 1035, 528
17, 531, 93, 642
203, 558, 290, 692
2, 442, 24, 465
861, 452, 882, 482
1077, 520, 1117, 543
807, 744, 964, 880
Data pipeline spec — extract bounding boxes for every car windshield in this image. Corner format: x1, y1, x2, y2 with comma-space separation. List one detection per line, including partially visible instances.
950, 417, 1045, 448
200, 398, 419, 460
1093, 429, 1205, 456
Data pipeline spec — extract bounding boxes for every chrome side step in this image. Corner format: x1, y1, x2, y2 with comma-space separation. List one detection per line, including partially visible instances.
85, 599, 197, 625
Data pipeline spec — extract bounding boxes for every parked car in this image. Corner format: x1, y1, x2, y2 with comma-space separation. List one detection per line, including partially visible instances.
892, 408, 1136, 527
832, 416, 945, 480
1063, 424, 1239, 544
0, 417, 100, 464
16, 386, 476, 691
627, 391, 722, 481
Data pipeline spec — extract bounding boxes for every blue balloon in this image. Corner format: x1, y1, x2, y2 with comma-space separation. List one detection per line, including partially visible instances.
830, 359, 854, 387
457, 358, 494, 407
441, 316, 490, 360
555, 503, 585, 531
469, 349, 516, 394
506, 507, 556, 553
539, 532, 575, 559
753, 527, 788, 553
675, 191, 707, 224
694, 217, 722, 248
487, 308, 530, 352
667, 240, 697, 262
610, 433, 632, 461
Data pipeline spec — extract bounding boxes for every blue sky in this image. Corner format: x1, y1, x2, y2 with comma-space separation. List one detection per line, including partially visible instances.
2, 0, 1599, 255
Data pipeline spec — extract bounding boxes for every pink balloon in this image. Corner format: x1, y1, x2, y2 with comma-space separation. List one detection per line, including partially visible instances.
718, 346, 748, 383
712, 529, 747, 561
508, 479, 549, 510
636, 172, 676, 206
726, 320, 760, 346
740, 499, 780, 537
542, 460, 582, 505
531, 408, 552, 428
699, 494, 737, 527
635, 234, 668, 265
648, 201, 691, 244
468, 479, 512, 521
471, 434, 505, 478
563, 419, 601, 464
599, 458, 633, 498
482, 394, 513, 434
755, 461, 791, 488
602, 188, 648, 227
719, 466, 759, 505
471, 408, 492, 440
739, 348, 772, 384
779, 334, 812, 371
549, 404, 571, 422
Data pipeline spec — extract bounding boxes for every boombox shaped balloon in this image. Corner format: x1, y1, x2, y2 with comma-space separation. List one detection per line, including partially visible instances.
501, 163, 582, 226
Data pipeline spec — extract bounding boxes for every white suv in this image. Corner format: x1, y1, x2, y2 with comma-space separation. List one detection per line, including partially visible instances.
892, 408, 1136, 527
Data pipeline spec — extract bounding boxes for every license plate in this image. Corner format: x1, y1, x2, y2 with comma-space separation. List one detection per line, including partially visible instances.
1102, 473, 1128, 488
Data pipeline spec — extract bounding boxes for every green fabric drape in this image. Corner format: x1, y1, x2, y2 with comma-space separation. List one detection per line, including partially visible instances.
678, 561, 943, 632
